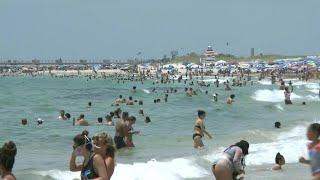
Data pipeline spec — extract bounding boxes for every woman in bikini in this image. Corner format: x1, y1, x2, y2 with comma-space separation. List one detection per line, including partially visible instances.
193, 110, 212, 148
212, 140, 249, 180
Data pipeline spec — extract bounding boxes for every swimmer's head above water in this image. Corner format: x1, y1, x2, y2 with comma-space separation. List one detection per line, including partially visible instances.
275, 122, 281, 128
21, 118, 27, 125
275, 152, 285, 165
97, 117, 103, 123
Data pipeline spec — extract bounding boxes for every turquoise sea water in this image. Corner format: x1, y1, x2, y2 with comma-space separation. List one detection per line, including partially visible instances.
0, 76, 319, 180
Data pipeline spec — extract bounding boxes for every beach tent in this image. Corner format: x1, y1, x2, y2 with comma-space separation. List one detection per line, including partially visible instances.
176, 64, 186, 69
215, 60, 226, 66
163, 64, 177, 69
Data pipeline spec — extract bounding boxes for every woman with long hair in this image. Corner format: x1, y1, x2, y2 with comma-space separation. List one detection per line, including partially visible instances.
69, 130, 108, 180
212, 140, 249, 180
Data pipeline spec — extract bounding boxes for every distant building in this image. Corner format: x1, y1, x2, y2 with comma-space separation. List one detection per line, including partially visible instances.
251, 48, 255, 57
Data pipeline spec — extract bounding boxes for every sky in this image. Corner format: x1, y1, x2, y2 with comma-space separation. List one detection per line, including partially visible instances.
0, 0, 319, 61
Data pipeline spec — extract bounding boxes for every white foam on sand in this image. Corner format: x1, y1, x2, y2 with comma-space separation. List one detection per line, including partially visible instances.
251, 89, 302, 102
35, 158, 209, 180
203, 125, 309, 166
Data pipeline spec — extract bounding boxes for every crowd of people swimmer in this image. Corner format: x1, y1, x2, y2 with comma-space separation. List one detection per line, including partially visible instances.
1, 69, 320, 180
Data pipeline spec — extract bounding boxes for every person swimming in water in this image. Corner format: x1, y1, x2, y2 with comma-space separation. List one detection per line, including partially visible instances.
36, 118, 44, 125
284, 87, 292, 105
132, 86, 137, 93
299, 123, 320, 179
227, 94, 235, 104
114, 95, 125, 105
145, 116, 151, 123
65, 113, 71, 120
113, 108, 122, 119
193, 110, 212, 148
275, 121, 281, 128
186, 88, 193, 97
213, 93, 218, 102
212, 140, 249, 180
272, 152, 285, 170
105, 115, 114, 126
0, 141, 17, 180
58, 110, 67, 120
138, 108, 144, 116
69, 130, 108, 180
126, 96, 134, 105
21, 118, 27, 126
97, 117, 103, 125
77, 114, 89, 126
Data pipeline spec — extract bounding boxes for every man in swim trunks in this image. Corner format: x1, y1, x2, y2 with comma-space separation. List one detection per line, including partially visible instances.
114, 112, 129, 149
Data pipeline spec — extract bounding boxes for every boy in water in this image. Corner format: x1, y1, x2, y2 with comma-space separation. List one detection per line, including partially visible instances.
125, 116, 139, 148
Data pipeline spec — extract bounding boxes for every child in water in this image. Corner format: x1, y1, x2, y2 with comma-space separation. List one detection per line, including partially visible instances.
272, 152, 285, 170
299, 123, 320, 179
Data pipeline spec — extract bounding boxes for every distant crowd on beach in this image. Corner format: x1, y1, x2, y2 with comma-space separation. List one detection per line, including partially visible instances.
2, 66, 320, 180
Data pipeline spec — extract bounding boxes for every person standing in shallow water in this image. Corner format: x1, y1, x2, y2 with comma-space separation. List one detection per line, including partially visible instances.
299, 123, 320, 179
227, 94, 235, 104
284, 87, 292, 105
114, 112, 129, 149
93, 133, 115, 180
69, 130, 108, 180
212, 140, 249, 180
193, 110, 212, 148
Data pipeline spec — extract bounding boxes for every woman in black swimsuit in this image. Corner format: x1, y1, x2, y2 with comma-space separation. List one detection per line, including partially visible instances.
0, 141, 17, 180
69, 130, 108, 180
193, 110, 212, 148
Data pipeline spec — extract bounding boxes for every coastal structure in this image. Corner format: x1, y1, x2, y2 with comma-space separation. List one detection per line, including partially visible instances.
200, 45, 217, 66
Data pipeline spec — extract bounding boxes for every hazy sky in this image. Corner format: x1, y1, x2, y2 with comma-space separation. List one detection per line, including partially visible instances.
0, 0, 319, 60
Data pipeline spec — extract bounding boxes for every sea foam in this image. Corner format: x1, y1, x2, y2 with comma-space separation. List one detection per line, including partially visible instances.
251, 89, 302, 102
143, 89, 151, 94
203, 125, 308, 166
34, 158, 209, 180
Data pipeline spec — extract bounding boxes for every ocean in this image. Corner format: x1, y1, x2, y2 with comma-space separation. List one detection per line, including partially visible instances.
0, 76, 319, 180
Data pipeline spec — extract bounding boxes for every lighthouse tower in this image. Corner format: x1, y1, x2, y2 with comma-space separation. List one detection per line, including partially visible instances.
200, 45, 217, 65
